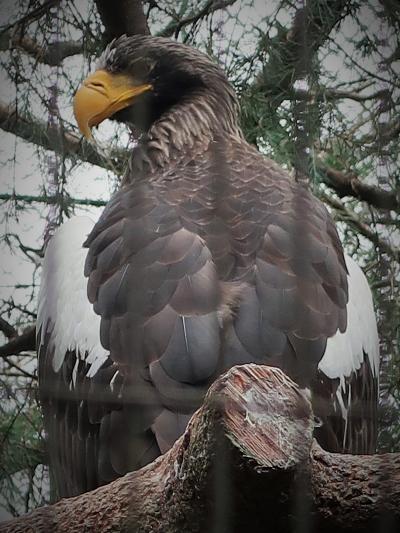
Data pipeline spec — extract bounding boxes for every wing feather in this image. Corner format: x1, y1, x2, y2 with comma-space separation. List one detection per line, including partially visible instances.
315, 255, 379, 453
38, 136, 379, 500
83, 183, 223, 474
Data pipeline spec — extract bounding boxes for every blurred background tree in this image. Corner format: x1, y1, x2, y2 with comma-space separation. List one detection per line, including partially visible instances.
0, 0, 398, 518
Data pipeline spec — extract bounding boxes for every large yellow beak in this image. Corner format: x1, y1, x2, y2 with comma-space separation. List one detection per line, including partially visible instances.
73, 70, 152, 138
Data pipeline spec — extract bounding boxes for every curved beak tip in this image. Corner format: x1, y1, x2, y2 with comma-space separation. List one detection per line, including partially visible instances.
73, 69, 153, 139
73, 87, 99, 139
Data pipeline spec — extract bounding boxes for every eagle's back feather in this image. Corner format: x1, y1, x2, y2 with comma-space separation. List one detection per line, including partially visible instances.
38, 138, 378, 497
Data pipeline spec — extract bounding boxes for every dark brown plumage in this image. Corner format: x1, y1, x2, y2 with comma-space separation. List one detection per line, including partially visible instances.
37, 35, 379, 498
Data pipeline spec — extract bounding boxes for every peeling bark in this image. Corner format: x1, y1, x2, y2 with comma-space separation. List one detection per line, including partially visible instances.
1, 365, 399, 533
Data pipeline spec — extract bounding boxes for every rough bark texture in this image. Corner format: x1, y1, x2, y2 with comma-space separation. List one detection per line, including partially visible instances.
312, 444, 400, 532
1, 364, 399, 533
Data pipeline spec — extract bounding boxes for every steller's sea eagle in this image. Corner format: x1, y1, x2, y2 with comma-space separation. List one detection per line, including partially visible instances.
37, 35, 379, 498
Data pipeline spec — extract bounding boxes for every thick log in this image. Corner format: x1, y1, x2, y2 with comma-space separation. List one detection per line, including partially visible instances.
312, 444, 400, 532
1, 365, 399, 533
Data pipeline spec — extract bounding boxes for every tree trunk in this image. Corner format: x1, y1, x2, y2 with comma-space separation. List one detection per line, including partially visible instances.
1, 364, 399, 533
94, 0, 150, 42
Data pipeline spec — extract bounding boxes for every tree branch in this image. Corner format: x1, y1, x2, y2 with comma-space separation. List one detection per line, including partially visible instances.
1, 356, 36, 379
311, 443, 400, 530
0, 327, 35, 358
0, 33, 92, 66
321, 192, 399, 259
1, 365, 399, 533
253, 1, 352, 185
293, 86, 390, 104
0, 193, 107, 208
257, 1, 351, 106
364, 118, 400, 149
0, 317, 17, 340
94, 0, 150, 42
157, 0, 238, 38
317, 163, 400, 213
0, 0, 61, 36
0, 442, 46, 481
0, 101, 125, 174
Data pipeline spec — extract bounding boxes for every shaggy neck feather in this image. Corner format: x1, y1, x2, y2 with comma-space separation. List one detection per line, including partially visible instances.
125, 88, 242, 181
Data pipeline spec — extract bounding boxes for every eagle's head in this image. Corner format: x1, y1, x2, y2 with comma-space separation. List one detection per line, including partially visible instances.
73, 35, 238, 139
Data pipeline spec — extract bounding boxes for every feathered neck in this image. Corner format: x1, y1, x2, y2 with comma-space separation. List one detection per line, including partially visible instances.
124, 87, 242, 182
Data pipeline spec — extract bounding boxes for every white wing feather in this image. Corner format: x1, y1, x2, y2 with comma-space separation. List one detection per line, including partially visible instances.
319, 254, 379, 380
37, 216, 108, 377
38, 221, 379, 396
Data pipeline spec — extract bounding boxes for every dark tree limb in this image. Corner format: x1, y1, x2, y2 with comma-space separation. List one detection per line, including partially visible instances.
0, 317, 17, 339
1, 365, 399, 533
1, 0, 148, 63
317, 163, 400, 213
0, 0, 61, 36
0, 441, 46, 481
0, 327, 35, 358
293, 86, 390, 104
363, 118, 400, 150
0, 33, 95, 66
157, 0, 238, 38
1, 355, 37, 379
94, 0, 150, 42
312, 444, 400, 531
254, 1, 351, 184
0, 101, 125, 174
0, 193, 107, 208
257, 1, 351, 106
321, 192, 399, 259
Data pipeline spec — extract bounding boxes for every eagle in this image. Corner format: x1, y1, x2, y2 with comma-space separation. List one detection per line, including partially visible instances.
37, 35, 379, 499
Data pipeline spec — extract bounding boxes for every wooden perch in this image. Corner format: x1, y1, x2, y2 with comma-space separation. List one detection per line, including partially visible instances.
1, 365, 399, 533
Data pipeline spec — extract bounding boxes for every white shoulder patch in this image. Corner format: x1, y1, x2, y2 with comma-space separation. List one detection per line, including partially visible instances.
37, 217, 108, 375
318, 255, 379, 380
